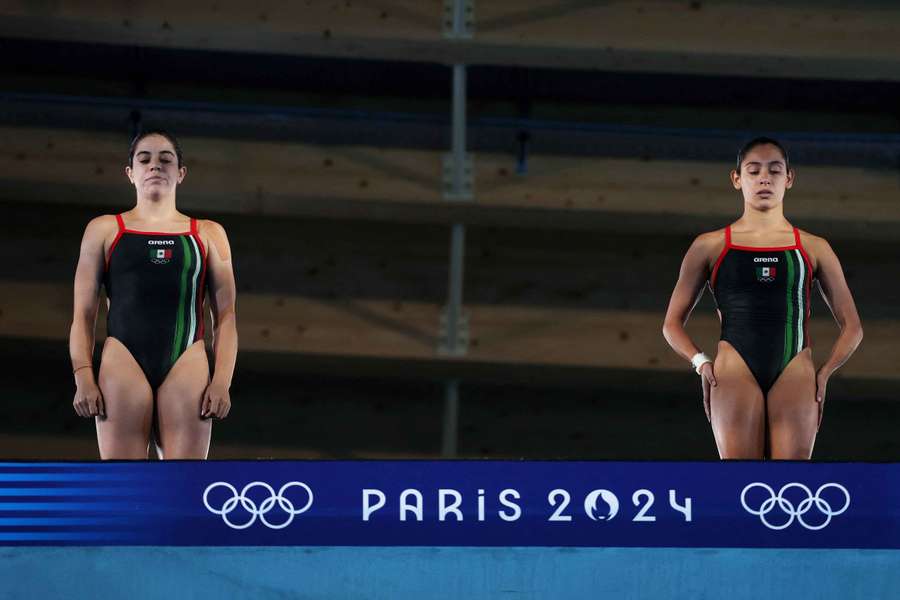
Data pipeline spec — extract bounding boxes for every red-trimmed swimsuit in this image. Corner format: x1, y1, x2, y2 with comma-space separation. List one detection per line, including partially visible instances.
104, 214, 208, 389
710, 226, 814, 393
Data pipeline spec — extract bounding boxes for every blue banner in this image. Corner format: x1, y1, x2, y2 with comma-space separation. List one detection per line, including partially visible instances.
0, 461, 896, 548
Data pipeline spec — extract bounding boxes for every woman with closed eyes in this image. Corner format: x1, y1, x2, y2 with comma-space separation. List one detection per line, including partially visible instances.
663, 137, 862, 459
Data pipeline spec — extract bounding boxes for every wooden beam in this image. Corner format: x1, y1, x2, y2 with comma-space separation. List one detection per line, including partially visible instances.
3, 2, 900, 80
2, 280, 890, 380
1, 127, 897, 238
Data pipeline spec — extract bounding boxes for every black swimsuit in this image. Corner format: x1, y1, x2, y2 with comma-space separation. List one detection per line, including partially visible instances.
105, 214, 208, 389
710, 226, 813, 393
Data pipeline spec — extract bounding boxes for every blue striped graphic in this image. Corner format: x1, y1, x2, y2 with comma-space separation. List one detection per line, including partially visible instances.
0, 532, 134, 541
0, 473, 143, 482
0, 517, 137, 526
0, 502, 137, 510
0, 488, 147, 496
0, 462, 142, 468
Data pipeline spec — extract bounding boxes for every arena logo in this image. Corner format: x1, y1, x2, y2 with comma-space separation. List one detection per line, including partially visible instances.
361, 488, 691, 523
203, 481, 313, 530
147, 239, 176, 245
740, 482, 850, 530
753, 257, 778, 263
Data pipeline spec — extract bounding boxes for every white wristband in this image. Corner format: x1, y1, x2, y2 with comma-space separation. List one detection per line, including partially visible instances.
690, 352, 711, 374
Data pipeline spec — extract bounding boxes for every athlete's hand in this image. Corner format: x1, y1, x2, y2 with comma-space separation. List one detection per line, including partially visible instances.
201, 381, 231, 419
815, 368, 829, 430
699, 361, 717, 423
73, 381, 105, 419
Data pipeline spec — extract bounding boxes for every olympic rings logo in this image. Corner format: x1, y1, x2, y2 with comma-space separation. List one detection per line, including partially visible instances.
203, 481, 314, 530
740, 482, 850, 531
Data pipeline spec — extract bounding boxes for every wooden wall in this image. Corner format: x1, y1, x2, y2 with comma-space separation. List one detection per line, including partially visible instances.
0, 1, 897, 458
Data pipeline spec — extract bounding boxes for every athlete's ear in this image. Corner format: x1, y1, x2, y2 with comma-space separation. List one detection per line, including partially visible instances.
177, 165, 186, 184
785, 167, 795, 190
730, 168, 741, 190
125, 165, 134, 184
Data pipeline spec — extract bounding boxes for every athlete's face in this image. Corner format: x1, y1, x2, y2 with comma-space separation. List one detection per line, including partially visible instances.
730, 144, 794, 211
125, 134, 186, 198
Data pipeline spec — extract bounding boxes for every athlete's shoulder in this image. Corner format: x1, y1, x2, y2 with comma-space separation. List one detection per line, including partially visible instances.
86, 214, 118, 229
797, 228, 825, 244
796, 229, 837, 274
679, 229, 726, 269
694, 228, 726, 245
797, 229, 832, 253
82, 214, 119, 238
690, 228, 727, 254
196, 218, 228, 238
196, 219, 232, 261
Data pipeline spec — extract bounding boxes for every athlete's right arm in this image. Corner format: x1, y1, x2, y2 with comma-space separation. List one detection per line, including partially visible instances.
662, 233, 720, 419
69, 216, 115, 418
662, 232, 718, 362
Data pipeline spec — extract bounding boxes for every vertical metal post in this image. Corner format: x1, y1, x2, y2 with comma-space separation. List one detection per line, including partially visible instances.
442, 222, 465, 457
442, 379, 460, 457
441, 0, 473, 458
445, 224, 466, 353
445, 62, 467, 356
451, 63, 467, 200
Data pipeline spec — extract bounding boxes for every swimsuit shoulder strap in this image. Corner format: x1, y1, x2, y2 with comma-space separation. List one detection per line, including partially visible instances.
107, 214, 127, 269
189, 217, 208, 261
710, 226, 732, 288
793, 226, 814, 276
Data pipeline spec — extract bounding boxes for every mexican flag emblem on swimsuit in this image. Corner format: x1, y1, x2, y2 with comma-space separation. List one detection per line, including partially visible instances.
150, 248, 173, 264
756, 266, 776, 282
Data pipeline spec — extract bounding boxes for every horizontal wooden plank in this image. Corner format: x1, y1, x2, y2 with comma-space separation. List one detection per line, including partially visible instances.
477, 1, 900, 63
1, 280, 890, 380
3, 2, 900, 80
1, 126, 898, 234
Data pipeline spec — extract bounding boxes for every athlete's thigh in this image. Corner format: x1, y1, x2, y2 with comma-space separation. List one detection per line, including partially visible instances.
710, 341, 765, 459
156, 341, 211, 459
97, 337, 153, 459
767, 348, 817, 460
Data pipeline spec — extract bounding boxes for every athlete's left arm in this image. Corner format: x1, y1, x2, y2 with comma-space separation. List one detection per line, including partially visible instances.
201, 220, 237, 419
809, 235, 863, 407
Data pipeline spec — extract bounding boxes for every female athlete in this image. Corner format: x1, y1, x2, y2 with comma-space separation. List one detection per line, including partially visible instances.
663, 137, 862, 459
69, 130, 237, 459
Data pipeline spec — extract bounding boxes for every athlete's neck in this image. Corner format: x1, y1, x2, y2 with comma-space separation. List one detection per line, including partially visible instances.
132, 194, 181, 223
737, 205, 791, 232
